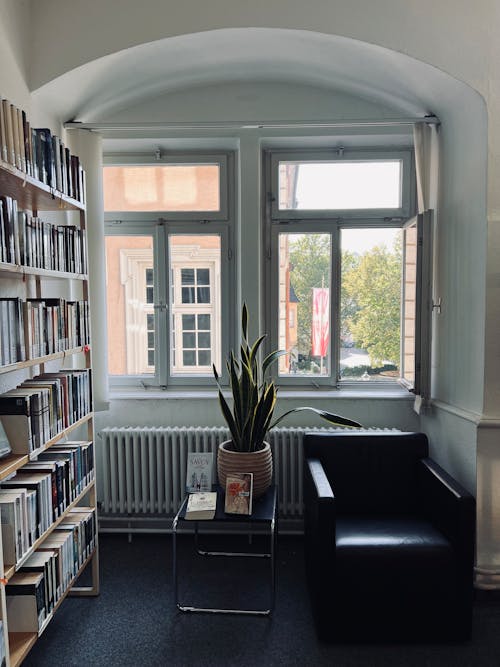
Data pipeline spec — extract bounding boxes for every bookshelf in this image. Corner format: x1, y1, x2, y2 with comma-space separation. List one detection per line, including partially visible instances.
0, 148, 99, 666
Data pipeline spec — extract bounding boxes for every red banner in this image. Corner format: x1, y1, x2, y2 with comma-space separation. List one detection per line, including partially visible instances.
311, 288, 329, 357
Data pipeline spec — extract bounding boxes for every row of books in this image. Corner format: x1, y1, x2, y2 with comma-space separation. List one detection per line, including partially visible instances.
0, 195, 88, 273
0, 297, 90, 367
0, 97, 86, 204
0, 369, 92, 455
0, 440, 94, 565
5, 507, 96, 633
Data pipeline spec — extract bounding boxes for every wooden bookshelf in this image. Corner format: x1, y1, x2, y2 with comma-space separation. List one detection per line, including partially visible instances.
0, 140, 98, 666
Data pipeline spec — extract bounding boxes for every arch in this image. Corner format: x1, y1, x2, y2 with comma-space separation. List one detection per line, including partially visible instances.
32, 28, 485, 126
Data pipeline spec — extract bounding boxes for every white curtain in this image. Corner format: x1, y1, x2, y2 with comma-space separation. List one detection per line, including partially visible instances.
413, 121, 439, 213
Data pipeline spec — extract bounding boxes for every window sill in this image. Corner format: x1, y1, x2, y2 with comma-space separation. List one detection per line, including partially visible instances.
109, 385, 413, 401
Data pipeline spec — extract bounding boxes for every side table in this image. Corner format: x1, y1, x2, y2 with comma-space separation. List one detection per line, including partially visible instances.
172, 485, 277, 616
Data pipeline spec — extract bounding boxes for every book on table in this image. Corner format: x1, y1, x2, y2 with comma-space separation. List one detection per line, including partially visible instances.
185, 491, 217, 520
185, 451, 214, 493
224, 473, 253, 515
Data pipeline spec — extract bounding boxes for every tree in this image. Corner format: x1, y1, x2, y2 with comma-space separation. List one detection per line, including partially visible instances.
288, 234, 330, 355
342, 243, 401, 365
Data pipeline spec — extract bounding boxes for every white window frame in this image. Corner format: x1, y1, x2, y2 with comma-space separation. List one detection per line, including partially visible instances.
104, 151, 234, 389
264, 147, 422, 390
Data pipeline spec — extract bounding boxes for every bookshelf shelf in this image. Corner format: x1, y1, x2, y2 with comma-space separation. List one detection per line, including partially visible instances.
0, 346, 89, 376
0, 135, 98, 666
0, 413, 94, 482
0, 261, 88, 281
0, 158, 83, 213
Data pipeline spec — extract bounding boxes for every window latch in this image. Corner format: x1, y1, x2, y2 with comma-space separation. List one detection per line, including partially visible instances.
432, 298, 442, 314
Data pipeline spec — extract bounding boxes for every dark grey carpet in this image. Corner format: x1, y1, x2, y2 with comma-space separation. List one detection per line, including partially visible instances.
23, 533, 500, 667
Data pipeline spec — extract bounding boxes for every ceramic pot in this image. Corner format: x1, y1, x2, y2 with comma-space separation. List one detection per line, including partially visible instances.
217, 440, 273, 498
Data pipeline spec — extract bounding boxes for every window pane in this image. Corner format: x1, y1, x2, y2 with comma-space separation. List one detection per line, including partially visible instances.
340, 228, 402, 381
198, 332, 211, 348
183, 332, 196, 348
197, 268, 210, 284
182, 314, 195, 330
182, 287, 195, 303
181, 269, 195, 285
278, 233, 331, 377
169, 235, 221, 375
198, 314, 210, 329
279, 161, 402, 210
197, 287, 210, 303
198, 350, 211, 366
103, 165, 220, 212
183, 350, 196, 366
105, 235, 154, 375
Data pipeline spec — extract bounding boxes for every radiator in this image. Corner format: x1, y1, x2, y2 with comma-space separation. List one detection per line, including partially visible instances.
98, 426, 346, 519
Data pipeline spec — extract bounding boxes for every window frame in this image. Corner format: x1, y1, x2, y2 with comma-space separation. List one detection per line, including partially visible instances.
104, 151, 234, 389
264, 147, 418, 389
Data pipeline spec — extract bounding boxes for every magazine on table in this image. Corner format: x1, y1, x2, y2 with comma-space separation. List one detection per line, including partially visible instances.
224, 473, 253, 515
185, 451, 214, 493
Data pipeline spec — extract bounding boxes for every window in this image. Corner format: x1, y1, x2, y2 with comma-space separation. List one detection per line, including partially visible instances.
104, 153, 233, 387
266, 148, 425, 389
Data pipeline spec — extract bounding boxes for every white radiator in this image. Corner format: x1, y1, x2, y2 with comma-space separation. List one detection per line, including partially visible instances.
98, 426, 345, 518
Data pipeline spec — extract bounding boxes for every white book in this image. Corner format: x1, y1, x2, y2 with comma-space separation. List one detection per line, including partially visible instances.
185, 491, 217, 520
185, 451, 214, 493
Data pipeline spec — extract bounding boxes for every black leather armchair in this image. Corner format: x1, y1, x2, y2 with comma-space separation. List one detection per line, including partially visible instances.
303, 431, 475, 642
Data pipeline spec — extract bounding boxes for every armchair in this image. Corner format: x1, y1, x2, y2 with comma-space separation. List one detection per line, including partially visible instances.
303, 431, 475, 642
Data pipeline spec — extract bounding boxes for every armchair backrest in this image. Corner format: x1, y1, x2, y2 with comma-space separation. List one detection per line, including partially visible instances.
304, 431, 429, 515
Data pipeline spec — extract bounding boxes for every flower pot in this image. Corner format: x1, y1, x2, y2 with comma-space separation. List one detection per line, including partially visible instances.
217, 440, 273, 498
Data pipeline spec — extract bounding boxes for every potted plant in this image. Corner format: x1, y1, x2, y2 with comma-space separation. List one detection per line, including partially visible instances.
213, 304, 362, 496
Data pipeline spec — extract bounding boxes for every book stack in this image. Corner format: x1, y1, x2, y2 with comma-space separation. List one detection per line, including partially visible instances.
0, 97, 86, 204
0, 369, 92, 455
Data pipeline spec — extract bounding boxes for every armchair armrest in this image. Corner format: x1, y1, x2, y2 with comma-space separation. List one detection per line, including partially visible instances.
303, 458, 336, 592
417, 457, 475, 566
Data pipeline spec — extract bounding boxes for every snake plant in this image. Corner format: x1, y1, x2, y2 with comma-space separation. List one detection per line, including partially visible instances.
212, 303, 361, 452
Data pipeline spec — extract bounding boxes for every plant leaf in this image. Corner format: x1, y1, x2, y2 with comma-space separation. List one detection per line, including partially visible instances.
262, 349, 288, 377
269, 406, 362, 431
218, 389, 241, 448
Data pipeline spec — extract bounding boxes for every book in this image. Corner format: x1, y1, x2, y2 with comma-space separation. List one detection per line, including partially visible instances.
185, 451, 213, 493
185, 491, 217, 520
0, 420, 11, 459
224, 473, 253, 515
6, 570, 46, 632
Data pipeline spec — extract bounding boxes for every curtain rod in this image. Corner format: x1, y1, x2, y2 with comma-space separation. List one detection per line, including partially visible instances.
64, 116, 439, 132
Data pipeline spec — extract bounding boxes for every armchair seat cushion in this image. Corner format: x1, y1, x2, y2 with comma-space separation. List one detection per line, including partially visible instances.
336, 516, 454, 561
331, 517, 459, 641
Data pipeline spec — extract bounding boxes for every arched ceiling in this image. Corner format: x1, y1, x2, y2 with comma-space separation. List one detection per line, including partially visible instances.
31, 28, 476, 124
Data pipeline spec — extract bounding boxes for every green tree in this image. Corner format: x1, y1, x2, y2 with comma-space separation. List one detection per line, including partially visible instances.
289, 234, 330, 355
343, 243, 401, 365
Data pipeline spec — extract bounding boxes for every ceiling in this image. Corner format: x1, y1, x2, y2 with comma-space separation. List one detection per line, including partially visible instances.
32, 28, 451, 124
